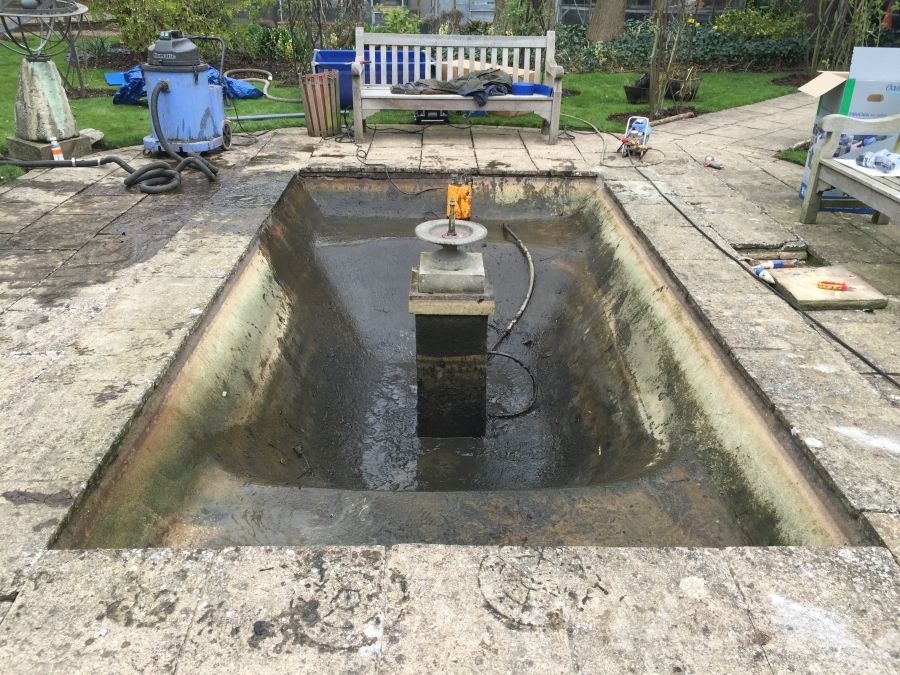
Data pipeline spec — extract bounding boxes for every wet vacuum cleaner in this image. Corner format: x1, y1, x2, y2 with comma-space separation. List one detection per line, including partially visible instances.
142, 30, 232, 154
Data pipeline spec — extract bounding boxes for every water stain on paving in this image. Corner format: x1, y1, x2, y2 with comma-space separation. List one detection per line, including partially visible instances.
2, 489, 73, 507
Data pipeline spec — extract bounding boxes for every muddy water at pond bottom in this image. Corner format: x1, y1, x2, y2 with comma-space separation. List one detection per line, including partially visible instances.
58, 177, 849, 550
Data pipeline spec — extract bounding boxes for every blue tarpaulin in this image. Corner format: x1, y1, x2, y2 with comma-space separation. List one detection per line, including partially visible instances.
113, 65, 263, 105
104, 71, 126, 86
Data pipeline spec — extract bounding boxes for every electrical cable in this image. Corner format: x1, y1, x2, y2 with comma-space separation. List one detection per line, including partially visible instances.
353, 139, 444, 196
559, 113, 668, 167
224, 94, 270, 142
484, 223, 538, 418
220, 71, 277, 142
490, 223, 535, 352
329, 112, 473, 196
563, 115, 900, 390
632, 166, 900, 392
487, 350, 537, 419
326, 113, 440, 195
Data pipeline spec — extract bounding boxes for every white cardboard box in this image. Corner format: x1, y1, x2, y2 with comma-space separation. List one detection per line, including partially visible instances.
799, 47, 900, 212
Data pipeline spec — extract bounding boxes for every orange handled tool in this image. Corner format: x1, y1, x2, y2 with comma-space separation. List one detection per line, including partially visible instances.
818, 280, 857, 291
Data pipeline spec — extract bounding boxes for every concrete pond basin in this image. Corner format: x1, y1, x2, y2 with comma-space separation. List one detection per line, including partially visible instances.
55, 176, 855, 551
1, 96, 900, 672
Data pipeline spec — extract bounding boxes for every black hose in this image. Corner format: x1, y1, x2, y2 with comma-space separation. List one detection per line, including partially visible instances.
486, 224, 538, 419
489, 223, 535, 352
0, 81, 220, 195
487, 350, 537, 418
0, 156, 136, 172
149, 80, 218, 185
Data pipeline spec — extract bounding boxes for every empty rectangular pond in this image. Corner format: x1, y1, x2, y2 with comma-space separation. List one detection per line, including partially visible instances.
56, 176, 858, 550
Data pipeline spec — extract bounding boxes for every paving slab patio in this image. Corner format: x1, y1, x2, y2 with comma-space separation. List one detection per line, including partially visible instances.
2, 545, 899, 673
1, 90, 900, 671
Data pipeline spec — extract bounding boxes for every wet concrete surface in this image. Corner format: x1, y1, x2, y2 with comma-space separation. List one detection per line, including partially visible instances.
135, 456, 746, 548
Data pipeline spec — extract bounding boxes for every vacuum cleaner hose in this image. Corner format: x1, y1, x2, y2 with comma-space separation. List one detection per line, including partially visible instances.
148, 80, 218, 187
0, 81, 219, 195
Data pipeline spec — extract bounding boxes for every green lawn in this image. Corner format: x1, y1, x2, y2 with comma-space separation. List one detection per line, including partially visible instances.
0, 165, 24, 182
778, 149, 808, 165
0, 42, 801, 153
369, 71, 800, 132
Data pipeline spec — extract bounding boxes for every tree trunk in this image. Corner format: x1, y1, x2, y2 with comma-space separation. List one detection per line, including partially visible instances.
586, 0, 627, 42
493, 0, 507, 30
801, 0, 820, 32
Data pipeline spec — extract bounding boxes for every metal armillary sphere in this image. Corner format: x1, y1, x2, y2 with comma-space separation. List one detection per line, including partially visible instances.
0, 0, 87, 62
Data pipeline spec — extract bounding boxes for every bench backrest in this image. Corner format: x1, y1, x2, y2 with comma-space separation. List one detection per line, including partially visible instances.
354, 28, 556, 86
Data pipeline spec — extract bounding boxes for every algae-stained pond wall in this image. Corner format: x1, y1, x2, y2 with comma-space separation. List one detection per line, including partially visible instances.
57, 176, 852, 550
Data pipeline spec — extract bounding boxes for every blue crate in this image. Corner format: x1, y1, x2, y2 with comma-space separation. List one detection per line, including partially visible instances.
313, 49, 436, 109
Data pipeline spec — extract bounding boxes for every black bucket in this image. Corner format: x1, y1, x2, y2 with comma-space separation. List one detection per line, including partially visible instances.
623, 85, 650, 104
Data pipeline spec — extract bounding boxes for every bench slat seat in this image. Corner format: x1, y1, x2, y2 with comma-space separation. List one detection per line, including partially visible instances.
351, 28, 564, 144
800, 113, 900, 225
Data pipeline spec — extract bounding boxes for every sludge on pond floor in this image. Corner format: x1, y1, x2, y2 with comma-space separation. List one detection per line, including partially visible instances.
56, 176, 858, 550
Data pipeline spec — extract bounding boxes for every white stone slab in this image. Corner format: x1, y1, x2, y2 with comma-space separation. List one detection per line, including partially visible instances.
772, 265, 888, 310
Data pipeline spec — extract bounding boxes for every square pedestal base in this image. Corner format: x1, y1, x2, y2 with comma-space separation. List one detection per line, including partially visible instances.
6, 134, 93, 161
418, 252, 485, 293
415, 314, 488, 438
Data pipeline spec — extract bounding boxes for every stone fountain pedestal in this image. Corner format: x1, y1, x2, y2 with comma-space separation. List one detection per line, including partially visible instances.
7, 59, 92, 161
409, 214, 494, 438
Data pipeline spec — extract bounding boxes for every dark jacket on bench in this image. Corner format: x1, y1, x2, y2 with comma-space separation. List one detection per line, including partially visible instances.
390, 68, 512, 105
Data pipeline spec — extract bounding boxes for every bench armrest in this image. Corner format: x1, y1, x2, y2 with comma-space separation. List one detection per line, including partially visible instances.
810, 112, 900, 177
545, 57, 564, 82
819, 113, 900, 134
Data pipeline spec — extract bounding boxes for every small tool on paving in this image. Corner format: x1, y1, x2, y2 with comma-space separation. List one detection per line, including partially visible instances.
704, 155, 724, 169
818, 280, 858, 291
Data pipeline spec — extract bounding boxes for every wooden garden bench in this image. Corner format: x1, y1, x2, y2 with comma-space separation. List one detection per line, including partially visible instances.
800, 113, 900, 225
351, 28, 564, 144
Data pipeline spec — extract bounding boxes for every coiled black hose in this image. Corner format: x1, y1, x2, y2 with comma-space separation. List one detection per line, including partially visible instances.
147, 80, 218, 190
0, 80, 218, 194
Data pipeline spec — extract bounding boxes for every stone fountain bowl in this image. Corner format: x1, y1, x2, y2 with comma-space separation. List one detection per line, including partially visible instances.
415, 219, 488, 247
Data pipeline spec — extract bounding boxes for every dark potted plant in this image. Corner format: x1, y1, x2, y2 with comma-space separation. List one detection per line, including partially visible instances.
623, 73, 650, 104
665, 65, 702, 102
